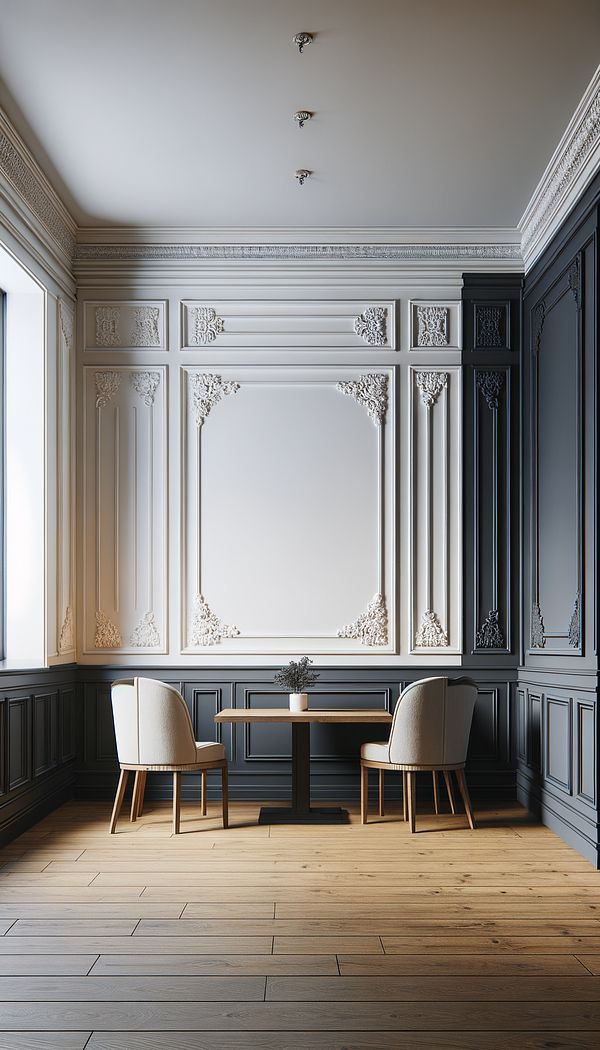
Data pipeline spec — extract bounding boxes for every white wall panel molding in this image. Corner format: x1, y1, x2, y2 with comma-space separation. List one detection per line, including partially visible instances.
181, 300, 396, 350
410, 366, 462, 654
181, 366, 395, 655
56, 298, 76, 657
82, 365, 167, 655
83, 300, 167, 350
409, 300, 462, 350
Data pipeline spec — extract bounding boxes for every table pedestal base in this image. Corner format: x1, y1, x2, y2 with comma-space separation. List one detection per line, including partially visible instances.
258, 806, 349, 825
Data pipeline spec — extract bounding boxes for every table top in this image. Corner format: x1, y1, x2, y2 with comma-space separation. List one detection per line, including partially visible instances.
215, 708, 393, 724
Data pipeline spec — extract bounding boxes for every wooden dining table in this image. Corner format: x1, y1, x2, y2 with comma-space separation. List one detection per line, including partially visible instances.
214, 707, 393, 825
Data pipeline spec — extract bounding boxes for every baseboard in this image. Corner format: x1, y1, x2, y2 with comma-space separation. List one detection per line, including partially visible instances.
517, 770, 600, 868
0, 766, 76, 847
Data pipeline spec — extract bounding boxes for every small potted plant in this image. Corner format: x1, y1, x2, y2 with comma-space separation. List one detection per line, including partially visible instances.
274, 657, 320, 712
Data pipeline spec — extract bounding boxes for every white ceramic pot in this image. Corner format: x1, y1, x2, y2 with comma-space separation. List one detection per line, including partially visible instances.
289, 692, 309, 712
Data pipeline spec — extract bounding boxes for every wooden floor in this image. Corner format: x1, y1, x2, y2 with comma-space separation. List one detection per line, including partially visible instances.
0, 797, 599, 1049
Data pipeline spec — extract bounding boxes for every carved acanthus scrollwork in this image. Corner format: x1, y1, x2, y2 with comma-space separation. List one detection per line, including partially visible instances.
189, 594, 240, 646
475, 305, 503, 348
353, 306, 388, 346
130, 611, 160, 647
337, 594, 388, 647
336, 373, 388, 425
95, 305, 120, 347
416, 305, 449, 347
532, 301, 545, 354
189, 373, 240, 426
475, 609, 505, 649
415, 610, 449, 647
568, 591, 581, 648
531, 602, 546, 648
568, 256, 582, 308
59, 300, 74, 352
189, 306, 225, 345
131, 306, 161, 346
415, 371, 448, 408
95, 370, 121, 409
94, 611, 122, 649
130, 370, 161, 406
58, 605, 74, 653
477, 370, 505, 411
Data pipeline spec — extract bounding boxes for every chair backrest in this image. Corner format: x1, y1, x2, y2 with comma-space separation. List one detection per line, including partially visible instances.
111, 677, 197, 765
388, 676, 478, 766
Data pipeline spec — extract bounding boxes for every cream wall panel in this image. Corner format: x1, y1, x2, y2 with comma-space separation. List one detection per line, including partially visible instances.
180, 300, 395, 349
56, 299, 76, 657
410, 366, 462, 654
83, 301, 167, 350
82, 365, 167, 654
181, 367, 395, 655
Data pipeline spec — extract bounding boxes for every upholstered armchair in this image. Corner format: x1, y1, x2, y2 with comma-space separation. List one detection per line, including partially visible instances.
109, 677, 228, 834
360, 676, 478, 832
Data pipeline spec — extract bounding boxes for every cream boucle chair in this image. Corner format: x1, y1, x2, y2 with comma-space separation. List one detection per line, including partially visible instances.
109, 677, 228, 834
360, 676, 477, 832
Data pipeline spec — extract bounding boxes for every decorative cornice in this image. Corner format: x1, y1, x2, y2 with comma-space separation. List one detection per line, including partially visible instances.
337, 593, 388, 647
568, 591, 581, 648
94, 611, 122, 649
189, 594, 240, 646
189, 372, 240, 426
520, 66, 600, 268
531, 602, 546, 649
354, 306, 388, 346
129, 611, 160, 647
95, 370, 121, 409
130, 370, 161, 407
477, 370, 505, 411
415, 371, 448, 408
415, 610, 449, 648
475, 609, 505, 649
337, 373, 388, 426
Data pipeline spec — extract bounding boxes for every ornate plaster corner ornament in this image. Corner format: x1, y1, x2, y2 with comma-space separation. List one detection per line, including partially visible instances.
189, 372, 240, 427
337, 593, 388, 647
130, 611, 160, 648
415, 610, 449, 648
94, 610, 122, 649
59, 301, 74, 352
189, 594, 240, 646
131, 306, 161, 346
293, 31, 313, 53
58, 605, 74, 653
568, 591, 581, 648
95, 305, 120, 347
476, 609, 505, 649
532, 300, 545, 353
531, 602, 546, 648
337, 373, 388, 426
189, 306, 225, 345
415, 370, 448, 408
294, 110, 312, 128
568, 256, 582, 307
416, 305, 449, 347
295, 169, 311, 186
354, 306, 388, 346
130, 370, 161, 406
477, 370, 505, 411
475, 305, 503, 348
95, 370, 121, 409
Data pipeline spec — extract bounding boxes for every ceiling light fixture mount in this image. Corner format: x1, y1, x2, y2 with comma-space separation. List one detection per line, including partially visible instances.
294, 110, 313, 129
293, 32, 313, 54
295, 169, 312, 186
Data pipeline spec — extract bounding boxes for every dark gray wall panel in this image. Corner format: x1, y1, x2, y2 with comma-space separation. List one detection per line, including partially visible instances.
8, 697, 31, 791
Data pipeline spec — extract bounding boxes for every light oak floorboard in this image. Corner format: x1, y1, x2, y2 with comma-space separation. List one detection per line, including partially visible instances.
0, 976, 265, 1001
338, 954, 590, 976
90, 954, 339, 976
0, 955, 99, 976
266, 975, 600, 1001
84, 1034, 600, 1050
133, 917, 600, 937
7, 920, 138, 937
0, 1036, 91, 1050
0, 937, 274, 955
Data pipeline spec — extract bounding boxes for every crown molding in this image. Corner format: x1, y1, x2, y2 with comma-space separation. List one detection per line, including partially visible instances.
519, 63, 600, 270
0, 106, 76, 276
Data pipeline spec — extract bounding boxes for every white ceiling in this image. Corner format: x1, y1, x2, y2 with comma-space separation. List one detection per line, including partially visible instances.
0, 0, 599, 229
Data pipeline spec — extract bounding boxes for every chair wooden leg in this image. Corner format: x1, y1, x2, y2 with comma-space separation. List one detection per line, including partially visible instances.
201, 769, 207, 816
407, 771, 416, 833
444, 770, 456, 814
402, 771, 408, 821
378, 769, 385, 817
130, 771, 142, 822
172, 772, 181, 835
432, 770, 439, 815
221, 765, 229, 830
136, 771, 147, 819
109, 769, 128, 834
360, 763, 368, 824
456, 768, 475, 830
